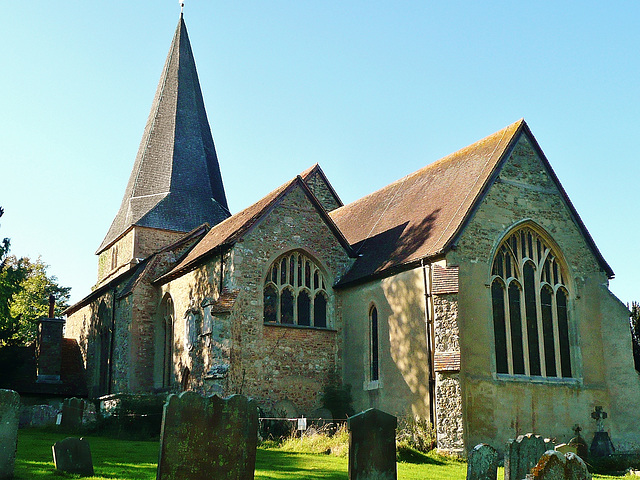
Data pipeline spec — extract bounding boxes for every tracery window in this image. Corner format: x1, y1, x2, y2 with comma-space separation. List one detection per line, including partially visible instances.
263, 251, 329, 328
491, 226, 572, 378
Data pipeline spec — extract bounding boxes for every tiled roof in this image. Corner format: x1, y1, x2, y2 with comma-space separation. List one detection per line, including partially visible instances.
434, 351, 460, 373
332, 121, 524, 286
156, 173, 353, 283
97, 15, 229, 254
332, 119, 614, 286
202, 289, 240, 314
157, 179, 295, 282
432, 265, 459, 295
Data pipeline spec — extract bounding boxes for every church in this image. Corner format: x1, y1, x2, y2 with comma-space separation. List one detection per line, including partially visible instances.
64, 14, 640, 453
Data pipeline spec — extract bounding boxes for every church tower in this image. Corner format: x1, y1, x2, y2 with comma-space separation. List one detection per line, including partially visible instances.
96, 14, 230, 285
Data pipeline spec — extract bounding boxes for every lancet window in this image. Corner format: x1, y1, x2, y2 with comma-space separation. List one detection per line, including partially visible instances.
491, 226, 572, 378
370, 305, 379, 382
264, 251, 329, 328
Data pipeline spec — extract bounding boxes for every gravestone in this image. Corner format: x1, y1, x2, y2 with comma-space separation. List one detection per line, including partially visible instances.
555, 444, 577, 455
157, 392, 258, 480
505, 433, 547, 480
526, 450, 591, 480
348, 408, 397, 480
466, 443, 498, 480
0, 390, 20, 479
61, 397, 85, 430
52, 437, 94, 476
589, 406, 614, 457
310, 407, 333, 429
568, 425, 589, 460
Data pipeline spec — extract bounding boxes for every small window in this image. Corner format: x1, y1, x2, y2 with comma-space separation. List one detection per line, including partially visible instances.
370, 306, 379, 382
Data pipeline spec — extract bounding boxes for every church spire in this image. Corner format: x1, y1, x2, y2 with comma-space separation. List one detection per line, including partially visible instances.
97, 14, 230, 254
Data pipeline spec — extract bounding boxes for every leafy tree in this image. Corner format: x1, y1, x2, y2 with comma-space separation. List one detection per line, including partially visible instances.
630, 301, 640, 372
0, 207, 27, 345
6, 256, 70, 346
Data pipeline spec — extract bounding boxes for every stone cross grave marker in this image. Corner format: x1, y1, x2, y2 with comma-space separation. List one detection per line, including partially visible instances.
466, 443, 498, 480
504, 433, 547, 480
568, 425, 589, 460
526, 450, 591, 480
157, 392, 258, 480
52, 437, 94, 477
0, 390, 20, 479
347, 408, 397, 480
589, 406, 614, 457
61, 397, 85, 430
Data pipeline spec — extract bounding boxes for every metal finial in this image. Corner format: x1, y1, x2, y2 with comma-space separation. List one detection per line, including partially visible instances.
179, 0, 185, 14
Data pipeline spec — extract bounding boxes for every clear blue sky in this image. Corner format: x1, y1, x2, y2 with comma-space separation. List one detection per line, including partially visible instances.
1, 2, 638, 306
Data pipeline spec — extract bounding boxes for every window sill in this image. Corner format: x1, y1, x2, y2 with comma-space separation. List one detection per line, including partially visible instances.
263, 322, 337, 332
363, 380, 382, 391
494, 373, 582, 386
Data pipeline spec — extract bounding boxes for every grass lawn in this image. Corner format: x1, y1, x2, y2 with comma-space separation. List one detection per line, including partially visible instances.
14, 428, 624, 479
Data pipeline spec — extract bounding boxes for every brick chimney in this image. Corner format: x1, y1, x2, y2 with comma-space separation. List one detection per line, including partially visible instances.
36, 295, 65, 383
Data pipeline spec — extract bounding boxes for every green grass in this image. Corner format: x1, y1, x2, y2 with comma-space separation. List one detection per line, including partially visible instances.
14, 428, 628, 479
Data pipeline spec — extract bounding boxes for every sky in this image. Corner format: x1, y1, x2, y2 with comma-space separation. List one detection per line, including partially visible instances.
0, 1, 638, 306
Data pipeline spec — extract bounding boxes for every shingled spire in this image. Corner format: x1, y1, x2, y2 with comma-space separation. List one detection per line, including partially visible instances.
97, 14, 230, 254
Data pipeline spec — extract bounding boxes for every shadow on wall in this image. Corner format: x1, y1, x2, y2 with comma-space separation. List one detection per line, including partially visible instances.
382, 270, 431, 420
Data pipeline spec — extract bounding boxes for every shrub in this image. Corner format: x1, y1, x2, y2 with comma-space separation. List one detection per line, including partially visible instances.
277, 423, 350, 457
396, 416, 436, 453
320, 370, 354, 420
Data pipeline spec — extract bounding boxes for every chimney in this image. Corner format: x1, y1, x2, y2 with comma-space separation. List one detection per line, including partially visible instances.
36, 296, 65, 383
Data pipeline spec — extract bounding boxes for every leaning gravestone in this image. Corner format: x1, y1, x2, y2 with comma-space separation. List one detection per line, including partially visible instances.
348, 408, 397, 480
157, 392, 258, 480
467, 443, 498, 480
52, 437, 94, 476
526, 450, 591, 480
61, 397, 85, 430
0, 390, 20, 479
505, 433, 547, 480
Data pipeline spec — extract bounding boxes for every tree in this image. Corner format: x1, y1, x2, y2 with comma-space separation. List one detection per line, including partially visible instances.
0, 207, 27, 345
630, 301, 640, 372
6, 256, 70, 346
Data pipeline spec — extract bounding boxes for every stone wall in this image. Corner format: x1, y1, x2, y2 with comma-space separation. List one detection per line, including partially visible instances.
224, 184, 353, 413
303, 169, 342, 212
97, 229, 135, 285
340, 268, 432, 421
448, 132, 640, 453
433, 292, 464, 452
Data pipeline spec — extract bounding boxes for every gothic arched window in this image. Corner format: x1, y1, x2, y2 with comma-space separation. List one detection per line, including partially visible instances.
160, 294, 174, 387
491, 226, 572, 378
263, 252, 330, 328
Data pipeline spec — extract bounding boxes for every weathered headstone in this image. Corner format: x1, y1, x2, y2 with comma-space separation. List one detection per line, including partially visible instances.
52, 437, 94, 477
526, 450, 591, 480
61, 397, 85, 430
555, 444, 577, 455
157, 392, 258, 480
466, 443, 498, 480
568, 425, 589, 461
310, 407, 333, 429
348, 408, 397, 480
0, 390, 20, 479
505, 433, 547, 480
